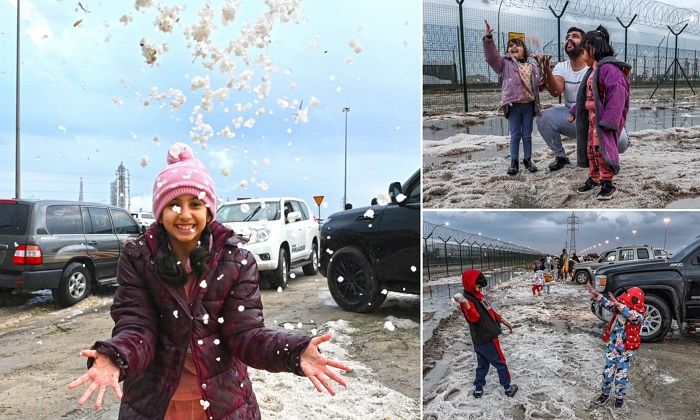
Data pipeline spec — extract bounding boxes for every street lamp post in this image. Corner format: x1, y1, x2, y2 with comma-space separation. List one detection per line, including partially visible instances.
15, 0, 21, 199
497, 0, 505, 52
342, 107, 350, 210
632, 229, 637, 245
663, 217, 671, 250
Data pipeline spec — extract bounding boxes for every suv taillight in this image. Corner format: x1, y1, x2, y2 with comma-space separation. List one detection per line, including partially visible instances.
13, 245, 43, 265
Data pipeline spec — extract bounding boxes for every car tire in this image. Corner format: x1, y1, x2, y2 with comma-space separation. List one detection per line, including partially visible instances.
327, 246, 386, 313
272, 247, 289, 290
53, 262, 92, 307
302, 242, 319, 276
574, 270, 591, 285
641, 294, 672, 343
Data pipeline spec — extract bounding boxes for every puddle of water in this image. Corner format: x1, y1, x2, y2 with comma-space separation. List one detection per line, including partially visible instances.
424, 104, 700, 140
666, 196, 700, 209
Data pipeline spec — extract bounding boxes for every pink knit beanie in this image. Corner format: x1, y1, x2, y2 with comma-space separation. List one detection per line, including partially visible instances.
152, 143, 217, 221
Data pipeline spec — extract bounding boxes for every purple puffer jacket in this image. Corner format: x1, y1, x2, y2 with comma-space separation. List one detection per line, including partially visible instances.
482, 35, 543, 116
90, 221, 311, 419
571, 57, 631, 174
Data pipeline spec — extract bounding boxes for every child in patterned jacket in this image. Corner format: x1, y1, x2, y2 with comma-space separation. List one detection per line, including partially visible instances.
585, 282, 645, 409
531, 270, 545, 296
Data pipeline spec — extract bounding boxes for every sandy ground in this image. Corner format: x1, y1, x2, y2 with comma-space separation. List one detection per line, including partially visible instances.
0, 269, 420, 419
422, 272, 700, 420
423, 122, 700, 209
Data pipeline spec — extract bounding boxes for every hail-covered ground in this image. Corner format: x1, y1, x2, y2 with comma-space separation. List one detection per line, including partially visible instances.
423, 100, 700, 209
423, 271, 700, 420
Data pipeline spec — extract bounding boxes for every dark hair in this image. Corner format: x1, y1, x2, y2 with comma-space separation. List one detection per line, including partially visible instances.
567, 26, 585, 37
507, 38, 529, 62
582, 25, 615, 61
154, 223, 211, 287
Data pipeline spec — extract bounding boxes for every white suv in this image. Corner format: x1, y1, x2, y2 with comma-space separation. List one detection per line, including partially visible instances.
130, 212, 156, 231
216, 197, 320, 289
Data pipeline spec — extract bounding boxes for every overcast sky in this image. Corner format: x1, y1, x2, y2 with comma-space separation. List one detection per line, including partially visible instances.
424, 210, 700, 256
0, 1, 419, 214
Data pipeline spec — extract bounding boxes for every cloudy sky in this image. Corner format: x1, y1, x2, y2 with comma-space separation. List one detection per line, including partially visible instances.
424, 210, 700, 256
0, 1, 420, 214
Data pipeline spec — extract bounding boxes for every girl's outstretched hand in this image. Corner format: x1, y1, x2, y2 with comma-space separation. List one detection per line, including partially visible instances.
485, 20, 493, 36
68, 349, 122, 409
300, 334, 352, 396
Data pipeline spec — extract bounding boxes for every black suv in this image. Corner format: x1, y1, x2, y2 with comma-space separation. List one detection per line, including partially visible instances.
592, 236, 700, 342
319, 170, 420, 312
0, 199, 141, 306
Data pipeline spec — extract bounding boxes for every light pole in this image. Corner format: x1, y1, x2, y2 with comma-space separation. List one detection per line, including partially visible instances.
15, 0, 21, 199
497, 0, 505, 52
632, 229, 637, 244
341, 107, 350, 210
663, 217, 671, 250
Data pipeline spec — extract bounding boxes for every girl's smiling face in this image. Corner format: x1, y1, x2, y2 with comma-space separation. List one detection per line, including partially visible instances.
160, 195, 210, 249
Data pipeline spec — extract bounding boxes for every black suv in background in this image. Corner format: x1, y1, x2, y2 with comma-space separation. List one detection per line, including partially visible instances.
319, 170, 420, 312
0, 199, 141, 306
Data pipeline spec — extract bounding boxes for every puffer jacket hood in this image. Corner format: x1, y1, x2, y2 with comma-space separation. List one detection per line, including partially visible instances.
462, 269, 485, 294
618, 287, 645, 314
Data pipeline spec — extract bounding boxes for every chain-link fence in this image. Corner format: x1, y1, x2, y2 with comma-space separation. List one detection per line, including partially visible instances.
423, 221, 542, 282
424, 1, 700, 114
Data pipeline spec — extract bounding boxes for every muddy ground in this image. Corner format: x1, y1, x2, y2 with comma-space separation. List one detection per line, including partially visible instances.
0, 269, 420, 419
422, 275, 700, 419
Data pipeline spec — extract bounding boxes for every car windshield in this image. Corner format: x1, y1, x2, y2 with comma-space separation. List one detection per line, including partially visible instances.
669, 239, 700, 262
0, 203, 30, 235
217, 202, 280, 222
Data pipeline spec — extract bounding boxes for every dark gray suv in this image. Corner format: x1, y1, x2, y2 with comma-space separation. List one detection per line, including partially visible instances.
0, 199, 141, 306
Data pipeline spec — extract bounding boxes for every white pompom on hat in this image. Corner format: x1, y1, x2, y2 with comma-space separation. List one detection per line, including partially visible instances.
152, 142, 217, 221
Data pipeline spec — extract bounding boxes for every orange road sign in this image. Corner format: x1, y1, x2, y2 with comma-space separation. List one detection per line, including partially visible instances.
313, 195, 324, 206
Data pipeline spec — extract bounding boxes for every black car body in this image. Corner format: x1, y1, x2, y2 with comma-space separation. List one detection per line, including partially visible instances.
592, 237, 700, 342
319, 170, 420, 312
0, 199, 141, 306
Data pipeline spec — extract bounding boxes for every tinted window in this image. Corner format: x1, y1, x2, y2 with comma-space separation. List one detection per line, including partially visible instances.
404, 177, 420, 203
604, 252, 617, 262
637, 248, 650, 259
111, 209, 140, 234
86, 207, 114, 234
46, 205, 83, 235
0, 203, 30, 235
283, 201, 294, 223
216, 202, 280, 222
291, 201, 308, 220
619, 249, 634, 261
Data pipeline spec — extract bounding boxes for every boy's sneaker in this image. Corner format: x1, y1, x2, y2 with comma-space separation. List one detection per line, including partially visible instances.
505, 384, 519, 397
595, 393, 610, 405
507, 159, 519, 176
472, 389, 483, 398
576, 177, 599, 194
614, 398, 624, 409
523, 158, 538, 173
548, 156, 570, 171
596, 180, 616, 200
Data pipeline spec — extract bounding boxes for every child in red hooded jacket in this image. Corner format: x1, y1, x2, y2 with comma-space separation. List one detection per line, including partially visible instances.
453, 269, 518, 398
585, 282, 645, 409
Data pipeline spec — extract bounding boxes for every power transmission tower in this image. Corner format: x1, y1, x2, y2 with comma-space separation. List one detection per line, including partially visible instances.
114, 162, 131, 210
567, 212, 580, 254
79, 177, 84, 202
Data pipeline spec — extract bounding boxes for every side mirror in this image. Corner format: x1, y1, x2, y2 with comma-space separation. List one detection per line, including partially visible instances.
388, 181, 402, 204
344, 203, 353, 210
141, 225, 147, 234
287, 211, 302, 223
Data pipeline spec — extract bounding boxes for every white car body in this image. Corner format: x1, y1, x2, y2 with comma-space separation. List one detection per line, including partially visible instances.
216, 197, 320, 275
130, 212, 156, 229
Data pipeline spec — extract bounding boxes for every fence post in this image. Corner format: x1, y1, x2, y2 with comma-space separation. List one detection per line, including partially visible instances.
424, 238, 431, 282
616, 14, 637, 62
456, 0, 469, 112
548, 1, 569, 104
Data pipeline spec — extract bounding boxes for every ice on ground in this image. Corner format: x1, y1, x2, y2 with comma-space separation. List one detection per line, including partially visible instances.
384, 316, 419, 330
423, 125, 700, 209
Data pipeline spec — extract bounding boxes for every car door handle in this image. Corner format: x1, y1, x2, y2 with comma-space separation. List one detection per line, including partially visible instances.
87, 241, 98, 245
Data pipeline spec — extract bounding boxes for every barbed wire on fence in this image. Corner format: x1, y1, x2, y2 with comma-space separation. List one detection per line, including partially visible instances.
423, 221, 544, 281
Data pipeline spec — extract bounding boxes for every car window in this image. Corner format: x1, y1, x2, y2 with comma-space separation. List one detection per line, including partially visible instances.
86, 207, 114, 234
283, 201, 293, 223
619, 249, 635, 261
0, 203, 30, 235
144, 213, 154, 219
291, 201, 307, 220
637, 248, 650, 259
111, 209, 140, 234
216, 202, 280, 222
604, 252, 617, 262
45, 205, 83, 235
403, 177, 420, 204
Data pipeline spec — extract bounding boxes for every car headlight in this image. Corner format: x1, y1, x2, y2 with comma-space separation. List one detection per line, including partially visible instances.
594, 274, 606, 290
248, 228, 270, 244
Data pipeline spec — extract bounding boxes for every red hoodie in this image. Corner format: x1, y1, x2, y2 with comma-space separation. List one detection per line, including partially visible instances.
460, 269, 503, 324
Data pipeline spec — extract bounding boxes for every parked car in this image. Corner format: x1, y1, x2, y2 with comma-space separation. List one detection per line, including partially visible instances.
130, 211, 156, 231
654, 248, 671, 260
319, 170, 420, 312
571, 245, 656, 285
0, 199, 141, 306
591, 236, 700, 342
216, 197, 320, 290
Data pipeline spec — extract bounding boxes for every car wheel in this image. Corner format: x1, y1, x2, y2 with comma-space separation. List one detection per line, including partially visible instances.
327, 246, 386, 313
574, 270, 591, 285
53, 262, 92, 307
302, 242, 319, 276
641, 294, 672, 343
272, 247, 289, 290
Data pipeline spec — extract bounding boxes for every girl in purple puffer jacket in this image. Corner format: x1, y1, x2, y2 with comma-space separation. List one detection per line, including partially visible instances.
483, 20, 544, 176
68, 143, 350, 419
568, 26, 630, 200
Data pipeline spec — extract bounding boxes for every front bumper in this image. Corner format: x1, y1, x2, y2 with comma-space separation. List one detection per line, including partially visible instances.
238, 242, 278, 272
0, 269, 63, 290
